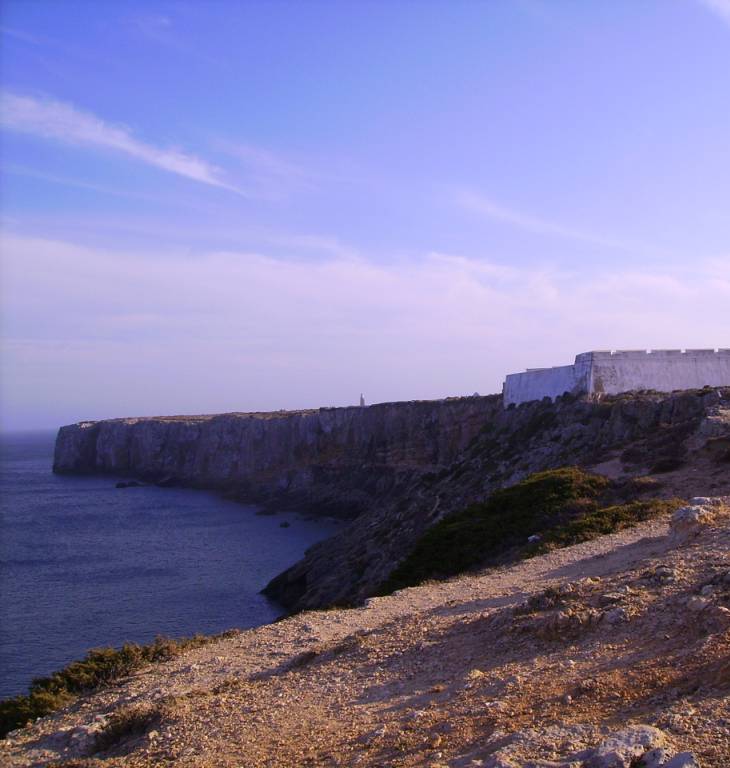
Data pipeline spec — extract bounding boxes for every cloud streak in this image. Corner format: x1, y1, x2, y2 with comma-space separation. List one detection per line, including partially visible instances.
2, 231, 728, 429
698, 0, 730, 26
0, 92, 239, 192
216, 141, 318, 200
457, 190, 669, 256
0, 163, 167, 202
0, 25, 44, 45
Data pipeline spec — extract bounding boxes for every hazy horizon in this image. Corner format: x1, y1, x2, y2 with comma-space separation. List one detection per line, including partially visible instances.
2, 1, 730, 431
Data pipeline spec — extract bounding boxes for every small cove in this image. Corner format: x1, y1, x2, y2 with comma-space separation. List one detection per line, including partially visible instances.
0, 431, 340, 699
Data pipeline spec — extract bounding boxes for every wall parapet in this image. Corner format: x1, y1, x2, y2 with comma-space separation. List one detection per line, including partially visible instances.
503, 348, 730, 406
585, 348, 728, 358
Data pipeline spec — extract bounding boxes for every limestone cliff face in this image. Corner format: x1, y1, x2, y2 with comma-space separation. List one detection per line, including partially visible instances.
53, 397, 501, 516
263, 388, 730, 610
54, 389, 730, 612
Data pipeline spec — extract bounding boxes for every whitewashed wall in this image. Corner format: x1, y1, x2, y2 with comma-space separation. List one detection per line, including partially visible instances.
503, 349, 730, 406
503, 358, 591, 406
589, 349, 730, 395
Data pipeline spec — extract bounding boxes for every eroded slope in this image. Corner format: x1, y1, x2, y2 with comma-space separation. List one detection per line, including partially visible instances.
3, 499, 729, 767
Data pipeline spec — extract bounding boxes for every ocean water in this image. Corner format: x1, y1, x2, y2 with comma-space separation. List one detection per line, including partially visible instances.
0, 431, 340, 699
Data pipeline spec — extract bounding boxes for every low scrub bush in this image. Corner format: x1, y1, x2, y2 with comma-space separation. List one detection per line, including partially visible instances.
381, 467, 683, 593
93, 703, 162, 754
0, 631, 237, 739
536, 498, 682, 550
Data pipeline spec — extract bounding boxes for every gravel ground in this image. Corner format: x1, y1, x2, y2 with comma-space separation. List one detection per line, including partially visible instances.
3, 501, 729, 768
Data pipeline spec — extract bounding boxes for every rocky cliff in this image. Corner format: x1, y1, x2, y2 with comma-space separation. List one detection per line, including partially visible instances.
53, 397, 501, 517
265, 388, 730, 610
54, 388, 730, 612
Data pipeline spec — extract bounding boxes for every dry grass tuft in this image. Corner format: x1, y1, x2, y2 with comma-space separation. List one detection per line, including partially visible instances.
93, 703, 164, 754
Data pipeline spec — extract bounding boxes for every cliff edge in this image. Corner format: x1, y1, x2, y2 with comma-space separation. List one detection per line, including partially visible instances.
53, 397, 499, 518
53, 388, 730, 611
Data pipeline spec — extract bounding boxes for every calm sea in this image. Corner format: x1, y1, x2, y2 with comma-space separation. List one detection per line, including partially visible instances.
0, 431, 339, 699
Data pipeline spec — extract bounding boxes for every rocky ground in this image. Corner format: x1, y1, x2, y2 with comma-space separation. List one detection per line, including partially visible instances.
3, 498, 729, 768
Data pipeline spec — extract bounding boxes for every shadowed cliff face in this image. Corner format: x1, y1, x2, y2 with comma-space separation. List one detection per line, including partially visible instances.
53, 389, 730, 611
262, 388, 730, 610
53, 397, 502, 517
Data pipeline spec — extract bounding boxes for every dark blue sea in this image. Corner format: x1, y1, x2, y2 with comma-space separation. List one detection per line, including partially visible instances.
0, 431, 340, 699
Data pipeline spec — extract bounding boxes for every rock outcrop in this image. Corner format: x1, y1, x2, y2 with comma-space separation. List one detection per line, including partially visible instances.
670, 497, 726, 541
54, 388, 730, 611
54, 397, 501, 517
265, 388, 730, 610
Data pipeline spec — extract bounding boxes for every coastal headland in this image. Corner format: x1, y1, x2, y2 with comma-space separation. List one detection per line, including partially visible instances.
2, 387, 728, 764
53, 388, 730, 611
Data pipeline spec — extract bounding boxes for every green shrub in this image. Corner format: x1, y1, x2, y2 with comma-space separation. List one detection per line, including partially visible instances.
381, 467, 609, 592
536, 498, 683, 550
0, 631, 237, 739
0, 689, 73, 739
380, 467, 683, 593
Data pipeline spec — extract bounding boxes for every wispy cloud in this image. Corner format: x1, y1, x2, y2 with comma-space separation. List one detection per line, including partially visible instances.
128, 13, 221, 66
261, 233, 357, 260
0, 163, 167, 203
457, 190, 669, 256
217, 141, 317, 200
698, 0, 730, 26
133, 13, 173, 38
0, 25, 44, 45
0, 92, 240, 192
2, 230, 728, 428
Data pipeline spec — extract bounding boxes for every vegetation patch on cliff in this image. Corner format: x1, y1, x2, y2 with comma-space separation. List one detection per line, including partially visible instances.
0, 632, 237, 739
381, 467, 683, 593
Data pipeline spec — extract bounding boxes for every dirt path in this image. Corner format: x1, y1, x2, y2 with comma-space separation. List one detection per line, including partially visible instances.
3, 508, 729, 768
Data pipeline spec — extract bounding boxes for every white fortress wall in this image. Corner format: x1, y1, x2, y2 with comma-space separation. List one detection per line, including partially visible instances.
503, 349, 730, 406
588, 349, 730, 395
503, 357, 591, 406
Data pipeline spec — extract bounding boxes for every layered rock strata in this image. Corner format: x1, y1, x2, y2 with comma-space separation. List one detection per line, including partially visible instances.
266, 388, 730, 610
54, 388, 730, 611
53, 397, 501, 517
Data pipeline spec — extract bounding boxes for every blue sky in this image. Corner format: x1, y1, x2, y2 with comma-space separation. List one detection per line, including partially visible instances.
1, 0, 729, 430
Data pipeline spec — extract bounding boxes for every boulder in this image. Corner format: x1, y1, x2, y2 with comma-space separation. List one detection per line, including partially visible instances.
602, 607, 629, 625
585, 724, 667, 768
670, 505, 715, 541
662, 753, 699, 768
685, 596, 710, 612
67, 720, 106, 756
637, 748, 667, 767
688, 496, 723, 507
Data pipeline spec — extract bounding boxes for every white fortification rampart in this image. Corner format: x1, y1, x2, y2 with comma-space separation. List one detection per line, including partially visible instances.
502, 349, 730, 407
